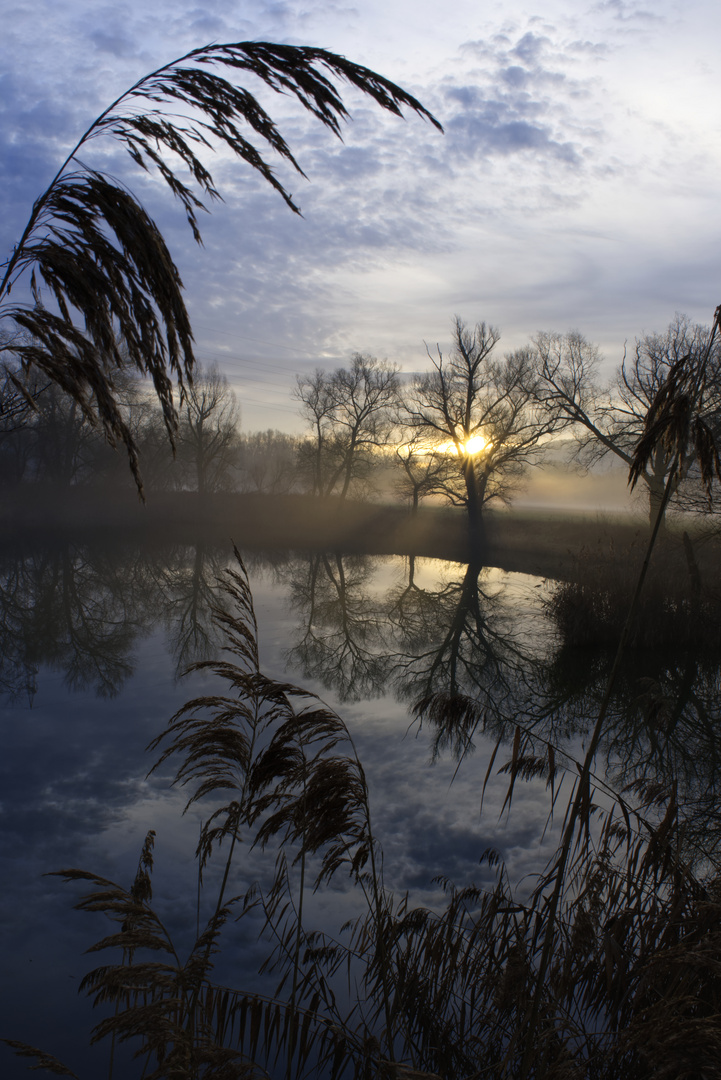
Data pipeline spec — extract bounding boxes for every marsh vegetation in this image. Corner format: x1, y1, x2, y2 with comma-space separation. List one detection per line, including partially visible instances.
1, 505, 720, 1078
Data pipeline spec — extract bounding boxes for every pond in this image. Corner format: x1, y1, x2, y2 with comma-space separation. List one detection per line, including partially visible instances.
0, 529, 719, 1077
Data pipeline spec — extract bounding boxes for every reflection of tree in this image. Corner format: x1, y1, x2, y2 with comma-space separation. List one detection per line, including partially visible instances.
531, 637, 721, 857
282, 552, 535, 748
390, 558, 534, 758
154, 542, 226, 675
0, 540, 230, 700
0, 543, 157, 699
281, 549, 721, 858
0, 553, 39, 702
284, 552, 393, 701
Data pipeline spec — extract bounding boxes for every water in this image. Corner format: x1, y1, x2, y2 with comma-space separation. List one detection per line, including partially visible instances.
0, 534, 717, 1076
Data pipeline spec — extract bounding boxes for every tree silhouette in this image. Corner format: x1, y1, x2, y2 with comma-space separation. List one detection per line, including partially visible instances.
0, 42, 440, 493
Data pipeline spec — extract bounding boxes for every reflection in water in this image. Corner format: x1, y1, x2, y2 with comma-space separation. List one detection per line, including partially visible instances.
283, 552, 393, 700
153, 541, 227, 675
0, 543, 152, 700
1, 537, 720, 854
0, 539, 227, 699
535, 631, 721, 857
2, 536, 721, 1072
391, 557, 532, 756
281, 547, 721, 856
283, 550, 547, 757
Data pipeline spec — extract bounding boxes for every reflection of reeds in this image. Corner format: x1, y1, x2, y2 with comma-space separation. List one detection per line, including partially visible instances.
5, 551, 721, 1079
546, 538, 721, 652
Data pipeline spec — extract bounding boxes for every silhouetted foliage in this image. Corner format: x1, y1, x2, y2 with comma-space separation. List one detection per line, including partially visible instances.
533, 314, 721, 523
0, 43, 440, 493
296, 356, 400, 499
404, 317, 560, 542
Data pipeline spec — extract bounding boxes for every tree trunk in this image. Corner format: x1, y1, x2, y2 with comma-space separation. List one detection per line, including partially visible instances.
648, 480, 665, 528
462, 454, 485, 553
338, 436, 358, 501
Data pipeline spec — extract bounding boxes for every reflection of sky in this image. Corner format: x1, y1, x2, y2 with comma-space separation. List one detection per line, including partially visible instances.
0, 546, 559, 1076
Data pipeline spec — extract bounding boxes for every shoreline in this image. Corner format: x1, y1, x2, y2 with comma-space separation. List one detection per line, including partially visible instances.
0, 486, 712, 583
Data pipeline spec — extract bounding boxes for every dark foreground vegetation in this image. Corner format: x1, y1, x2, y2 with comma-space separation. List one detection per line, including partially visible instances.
4, 548, 721, 1080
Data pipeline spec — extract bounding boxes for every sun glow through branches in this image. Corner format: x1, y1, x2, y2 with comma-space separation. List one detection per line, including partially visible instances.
462, 435, 491, 456
435, 434, 492, 456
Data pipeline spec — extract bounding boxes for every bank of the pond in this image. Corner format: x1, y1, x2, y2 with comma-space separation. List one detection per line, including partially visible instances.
0, 485, 715, 583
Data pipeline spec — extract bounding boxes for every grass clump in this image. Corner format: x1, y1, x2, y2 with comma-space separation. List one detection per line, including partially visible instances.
545, 534, 721, 652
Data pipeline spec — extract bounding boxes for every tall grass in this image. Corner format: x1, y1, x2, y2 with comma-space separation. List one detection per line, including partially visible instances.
4, 544, 721, 1080
545, 534, 721, 653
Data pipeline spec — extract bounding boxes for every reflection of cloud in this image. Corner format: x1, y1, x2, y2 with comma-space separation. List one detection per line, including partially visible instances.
0, 545, 575, 1074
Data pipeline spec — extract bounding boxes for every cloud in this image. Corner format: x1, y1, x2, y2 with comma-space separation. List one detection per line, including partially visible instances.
445, 86, 580, 164
501, 65, 530, 88
442, 26, 603, 168
89, 27, 139, 57
511, 30, 550, 64
593, 0, 663, 22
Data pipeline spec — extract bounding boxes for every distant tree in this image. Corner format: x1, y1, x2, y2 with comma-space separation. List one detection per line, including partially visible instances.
392, 433, 455, 514
0, 332, 45, 441
296, 354, 400, 499
238, 430, 302, 494
0, 353, 44, 485
532, 314, 721, 524
175, 365, 241, 494
0, 352, 151, 489
0, 43, 440, 493
403, 317, 559, 543
26, 384, 99, 487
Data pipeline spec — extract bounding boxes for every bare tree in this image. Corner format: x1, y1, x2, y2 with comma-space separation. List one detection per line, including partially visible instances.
393, 433, 456, 514
295, 369, 336, 496
175, 365, 241, 494
238, 430, 302, 494
403, 317, 559, 542
0, 43, 440, 493
533, 315, 721, 524
296, 354, 400, 500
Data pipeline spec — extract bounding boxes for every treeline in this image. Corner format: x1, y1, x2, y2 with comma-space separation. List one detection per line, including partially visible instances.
0, 358, 304, 497
1, 312, 719, 526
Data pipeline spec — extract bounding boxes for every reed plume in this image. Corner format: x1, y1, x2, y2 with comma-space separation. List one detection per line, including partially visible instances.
0, 44, 440, 494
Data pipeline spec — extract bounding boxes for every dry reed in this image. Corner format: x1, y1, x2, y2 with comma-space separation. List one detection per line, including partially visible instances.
4, 545, 721, 1079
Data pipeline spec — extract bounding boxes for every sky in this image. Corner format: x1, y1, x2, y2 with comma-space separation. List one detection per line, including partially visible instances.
2, 0, 721, 431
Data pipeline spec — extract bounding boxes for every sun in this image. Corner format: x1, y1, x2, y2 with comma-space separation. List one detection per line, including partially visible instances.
461, 434, 491, 456
406, 435, 493, 457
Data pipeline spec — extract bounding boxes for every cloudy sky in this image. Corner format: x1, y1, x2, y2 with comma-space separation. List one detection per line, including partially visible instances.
2, 0, 721, 430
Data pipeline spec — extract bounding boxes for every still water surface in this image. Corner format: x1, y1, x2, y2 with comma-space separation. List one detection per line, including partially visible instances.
0, 535, 717, 1075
